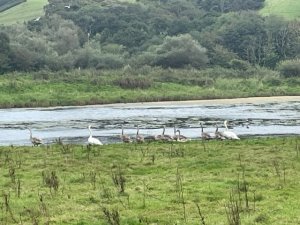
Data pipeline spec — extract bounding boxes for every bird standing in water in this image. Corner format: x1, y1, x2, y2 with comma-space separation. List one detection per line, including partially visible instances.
88, 125, 103, 145
28, 128, 42, 146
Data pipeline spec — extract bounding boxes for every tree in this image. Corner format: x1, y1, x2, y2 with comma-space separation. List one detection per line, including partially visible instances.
218, 12, 267, 65
153, 34, 209, 68
0, 32, 11, 73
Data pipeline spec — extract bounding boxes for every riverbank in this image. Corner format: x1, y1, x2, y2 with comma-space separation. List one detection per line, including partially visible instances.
91, 96, 300, 108
15, 96, 299, 110
1, 69, 299, 108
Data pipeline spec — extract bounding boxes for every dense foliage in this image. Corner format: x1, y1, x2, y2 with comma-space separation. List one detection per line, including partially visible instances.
0, 0, 299, 77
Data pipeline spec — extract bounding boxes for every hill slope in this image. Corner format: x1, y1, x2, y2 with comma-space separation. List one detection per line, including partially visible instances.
0, 0, 47, 25
260, 0, 300, 19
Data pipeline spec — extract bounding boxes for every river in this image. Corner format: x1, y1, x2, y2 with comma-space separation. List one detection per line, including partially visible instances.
0, 98, 299, 145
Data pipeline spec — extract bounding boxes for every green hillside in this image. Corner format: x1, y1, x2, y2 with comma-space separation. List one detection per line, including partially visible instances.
261, 0, 300, 19
0, 0, 48, 25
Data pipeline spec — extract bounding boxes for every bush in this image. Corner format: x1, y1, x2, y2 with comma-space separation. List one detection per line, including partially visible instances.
277, 59, 300, 78
113, 76, 152, 89
230, 59, 251, 71
263, 77, 282, 86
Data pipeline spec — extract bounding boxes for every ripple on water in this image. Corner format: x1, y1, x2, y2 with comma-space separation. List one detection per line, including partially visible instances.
0, 101, 299, 145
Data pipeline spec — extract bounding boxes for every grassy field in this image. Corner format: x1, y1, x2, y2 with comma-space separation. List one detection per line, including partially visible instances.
260, 0, 300, 19
0, 137, 300, 224
0, 69, 299, 108
0, 0, 47, 25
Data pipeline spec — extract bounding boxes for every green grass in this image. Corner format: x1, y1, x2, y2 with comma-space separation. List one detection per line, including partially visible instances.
0, 137, 300, 224
260, 0, 300, 19
0, 0, 48, 25
0, 69, 299, 108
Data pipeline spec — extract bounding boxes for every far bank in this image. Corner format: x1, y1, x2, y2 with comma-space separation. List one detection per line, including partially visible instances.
1, 69, 299, 108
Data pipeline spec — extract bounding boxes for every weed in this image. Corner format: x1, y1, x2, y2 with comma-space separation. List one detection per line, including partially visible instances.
24, 207, 40, 225
90, 171, 97, 190
102, 207, 120, 225
16, 178, 21, 198
39, 195, 50, 224
225, 190, 241, 225
100, 185, 113, 201
176, 167, 186, 222
2, 192, 17, 223
112, 167, 126, 193
8, 166, 16, 184
42, 171, 59, 194
254, 213, 269, 223
195, 202, 206, 225
295, 138, 299, 158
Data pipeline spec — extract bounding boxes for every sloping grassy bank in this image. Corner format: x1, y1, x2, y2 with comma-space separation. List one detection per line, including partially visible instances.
260, 0, 300, 19
0, 137, 300, 224
0, 0, 48, 25
0, 69, 299, 108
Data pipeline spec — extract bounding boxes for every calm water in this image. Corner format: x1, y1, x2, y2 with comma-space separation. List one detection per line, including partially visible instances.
0, 101, 299, 145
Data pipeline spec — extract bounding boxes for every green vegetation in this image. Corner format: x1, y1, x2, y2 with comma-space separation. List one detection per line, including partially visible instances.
0, 0, 47, 25
261, 0, 300, 19
0, 0, 299, 108
0, 68, 299, 108
0, 137, 300, 224
1, 0, 299, 74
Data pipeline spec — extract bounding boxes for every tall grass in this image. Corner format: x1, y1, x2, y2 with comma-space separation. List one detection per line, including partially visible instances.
0, 67, 299, 108
0, 137, 300, 224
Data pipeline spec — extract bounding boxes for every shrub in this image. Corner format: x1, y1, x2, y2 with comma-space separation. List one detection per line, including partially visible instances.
230, 59, 251, 71
263, 77, 282, 86
113, 76, 152, 89
277, 59, 300, 78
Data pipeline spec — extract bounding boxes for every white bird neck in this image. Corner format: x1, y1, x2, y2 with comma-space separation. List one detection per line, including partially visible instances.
28, 129, 32, 138
88, 126, 92, 137
224, 121, 229, 130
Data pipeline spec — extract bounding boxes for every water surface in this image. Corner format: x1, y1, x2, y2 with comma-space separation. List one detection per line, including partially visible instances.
0, 100, 299, 145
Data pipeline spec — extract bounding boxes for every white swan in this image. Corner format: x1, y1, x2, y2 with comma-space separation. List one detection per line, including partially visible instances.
88, 125, 103, 145
221, 120, 240, 140
28, 128, 42, 146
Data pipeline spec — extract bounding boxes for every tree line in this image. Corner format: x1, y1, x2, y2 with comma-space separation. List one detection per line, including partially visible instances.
0, 0, 299, 77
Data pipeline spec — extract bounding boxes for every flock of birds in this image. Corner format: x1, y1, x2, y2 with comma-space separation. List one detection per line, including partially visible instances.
27, 120, 240, 146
